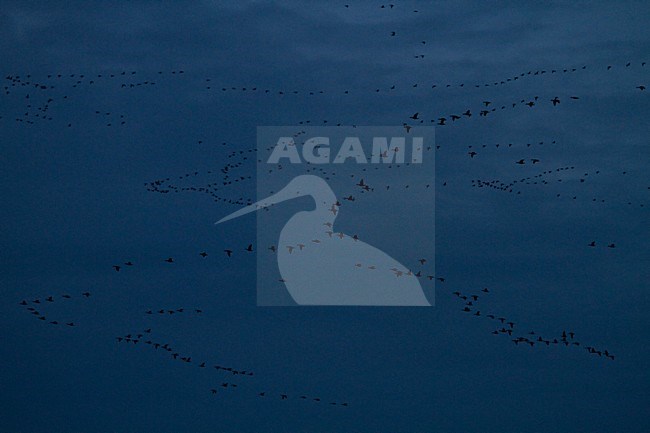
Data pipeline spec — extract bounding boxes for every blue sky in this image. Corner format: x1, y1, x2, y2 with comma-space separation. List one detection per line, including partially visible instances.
1, 1, 648, 432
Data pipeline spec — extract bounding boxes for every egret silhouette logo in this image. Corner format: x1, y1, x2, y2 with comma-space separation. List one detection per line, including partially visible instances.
216, 126, 436, 306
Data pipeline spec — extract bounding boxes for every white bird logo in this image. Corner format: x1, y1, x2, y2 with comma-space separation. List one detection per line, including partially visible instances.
216, 175, 430, 306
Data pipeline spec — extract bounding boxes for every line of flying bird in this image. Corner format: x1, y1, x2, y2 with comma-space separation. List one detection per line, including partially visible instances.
18, 291, 91, 326
115, 327, 349, 407
1, 59, 645, 128
452, 288, 615, 360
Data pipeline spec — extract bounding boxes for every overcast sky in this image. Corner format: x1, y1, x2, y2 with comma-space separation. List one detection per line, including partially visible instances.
1, 1, 649, 432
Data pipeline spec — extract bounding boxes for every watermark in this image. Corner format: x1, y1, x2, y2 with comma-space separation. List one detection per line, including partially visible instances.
216, 126, 436, 306
267, 136, 424, 164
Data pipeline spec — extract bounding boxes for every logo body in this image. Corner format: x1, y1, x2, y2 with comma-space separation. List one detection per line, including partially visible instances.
216, 126, 436, 306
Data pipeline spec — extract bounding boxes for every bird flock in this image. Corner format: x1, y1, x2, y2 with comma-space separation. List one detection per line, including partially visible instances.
116, 326, 349, 406
7, 3, 648, 418
16, 193, 624, 410
452, 287, 615, 360
18, 291, 92, 327
1, 59, 646, 129
146, 141, 646, 213
16, 243, 353, 407
17, 232, 620, 366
